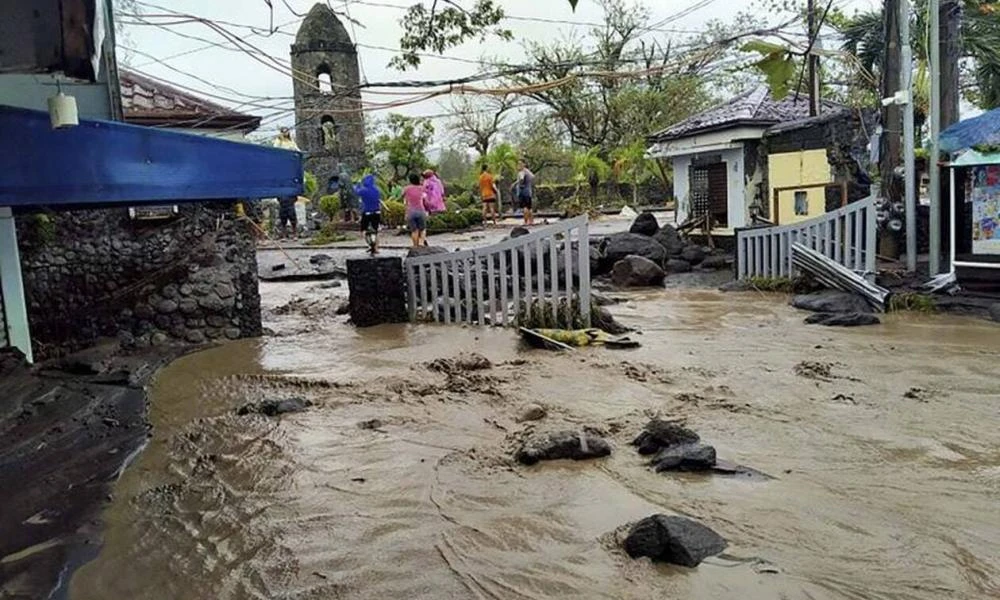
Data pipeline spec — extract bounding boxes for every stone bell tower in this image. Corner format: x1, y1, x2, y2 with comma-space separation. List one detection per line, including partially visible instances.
291, 4, 365, 180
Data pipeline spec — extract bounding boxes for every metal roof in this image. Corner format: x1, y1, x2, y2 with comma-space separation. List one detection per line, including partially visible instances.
648, 87, 843, 143
119, 70, 261, 131
0, 105, 302, 209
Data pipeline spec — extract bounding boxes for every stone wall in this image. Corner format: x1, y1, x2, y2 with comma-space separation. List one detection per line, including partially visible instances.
15, 203, 261, 359
346, 257, 407, 327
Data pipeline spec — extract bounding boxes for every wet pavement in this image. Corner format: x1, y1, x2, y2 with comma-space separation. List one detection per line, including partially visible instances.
67, 274, 1000, 599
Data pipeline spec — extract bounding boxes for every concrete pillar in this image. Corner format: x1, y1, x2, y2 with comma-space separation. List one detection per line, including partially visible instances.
0, 207, 33, 362
346, 257, 407, 327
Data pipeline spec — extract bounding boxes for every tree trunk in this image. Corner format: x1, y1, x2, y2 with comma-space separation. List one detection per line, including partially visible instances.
880, 0, 903, 208
939, 0, 962, 129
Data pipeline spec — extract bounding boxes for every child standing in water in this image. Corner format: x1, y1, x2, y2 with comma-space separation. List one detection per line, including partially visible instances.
402, 172, 429, 247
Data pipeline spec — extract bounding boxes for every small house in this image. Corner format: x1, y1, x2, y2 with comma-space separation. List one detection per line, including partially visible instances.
646, 87, 869, 234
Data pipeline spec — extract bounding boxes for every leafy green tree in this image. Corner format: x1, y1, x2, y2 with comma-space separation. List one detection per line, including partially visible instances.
833, 0, 1000, 110
485, 142, 519, 204
611, 140, 657, 205
367, 114, 435, 181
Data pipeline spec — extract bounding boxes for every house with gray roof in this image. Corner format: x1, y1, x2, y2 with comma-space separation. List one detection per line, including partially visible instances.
646, 86, 855, 233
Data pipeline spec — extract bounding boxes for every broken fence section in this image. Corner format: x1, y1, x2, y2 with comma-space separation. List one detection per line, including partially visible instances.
403, 215, 591, 327
790, 242, 891, 312
737, 197, 877, 282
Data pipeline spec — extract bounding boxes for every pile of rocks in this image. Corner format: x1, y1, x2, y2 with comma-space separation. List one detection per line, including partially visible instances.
591, 213, 734, 288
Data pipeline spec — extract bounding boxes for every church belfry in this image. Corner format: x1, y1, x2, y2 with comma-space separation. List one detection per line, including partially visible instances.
290, 4, 365, 180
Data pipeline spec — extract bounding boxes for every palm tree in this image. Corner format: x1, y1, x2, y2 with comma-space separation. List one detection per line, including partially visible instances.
835, 0, 1000, 111
486, 142, 519, 208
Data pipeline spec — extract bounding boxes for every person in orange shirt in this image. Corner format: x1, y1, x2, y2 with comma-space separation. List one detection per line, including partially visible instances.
478, 163, 499, 225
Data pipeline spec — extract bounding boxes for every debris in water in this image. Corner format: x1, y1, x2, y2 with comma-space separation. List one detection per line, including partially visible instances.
517, 403, 547, 422
516, 430, 612, 465
794, 361, 834, 381
632, 419, 700, 455
623, 514, 727, 567
903, 387, 935, 402
358, 419, 384, 430
425, 353, 492, 374
236, 397, 311, 417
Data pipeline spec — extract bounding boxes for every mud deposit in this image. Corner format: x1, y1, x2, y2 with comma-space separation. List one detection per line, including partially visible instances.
69, 283, 1000, 599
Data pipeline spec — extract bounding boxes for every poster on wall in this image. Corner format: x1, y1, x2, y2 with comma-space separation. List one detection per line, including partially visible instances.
971, 165, 1000, 255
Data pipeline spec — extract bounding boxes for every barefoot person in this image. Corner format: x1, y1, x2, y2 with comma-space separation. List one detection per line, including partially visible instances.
479, 163, 499, 225
402, 173, 429, 247
357, 174, 382, 253
513, 160, 535, 226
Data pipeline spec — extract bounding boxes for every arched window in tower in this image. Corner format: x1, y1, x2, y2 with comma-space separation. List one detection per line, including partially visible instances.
316, 65, 333, 94
320, 116, 338, 152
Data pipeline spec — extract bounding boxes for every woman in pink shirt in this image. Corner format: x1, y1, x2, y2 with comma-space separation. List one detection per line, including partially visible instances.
402, 172, 429, 247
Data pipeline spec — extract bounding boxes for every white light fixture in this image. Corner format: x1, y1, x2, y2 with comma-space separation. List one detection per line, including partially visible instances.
48, 81, 79, 129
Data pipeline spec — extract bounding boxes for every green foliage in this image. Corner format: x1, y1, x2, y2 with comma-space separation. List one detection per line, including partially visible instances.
746, 276, 796, 293
303, 171, 318, 198
741, 40, 798, 100
390, 0, 512, 70
516, 298, 594, 330
888, 292, 937, 313
445, 200, 462, 213
426, 211, 470, 233
307, 223, 352, 246
460, 207, 484, 226
317, 194, 340, 219
30, 213, 56, 244
368, 114, 435, 180
382, 200, 406, 228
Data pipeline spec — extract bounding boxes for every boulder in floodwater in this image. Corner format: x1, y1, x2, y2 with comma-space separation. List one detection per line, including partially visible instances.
699, 254, 731, 270
517, 403, 547, 422
804, 312, 881, 327
651, 442, 717, 472
665, 258, 692, 274
791, 290, 872, 314
237, 397, 312, 417
612, 255, 666, 287
623, 514, 728, 567
989, 303, 1000, 322
680, 245, 706, 266
653, 225, 685, 256
629, 212, 660, 237
602, 233, 667, 269
516, 430, 612, 465
632, 419, 700, 455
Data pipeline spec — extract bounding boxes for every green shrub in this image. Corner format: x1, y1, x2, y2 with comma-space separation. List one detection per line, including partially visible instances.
445, 200, 462, 213
460, 207, 484, 226
318, 194, 340, 219
427, 211, 469, 233
888, 292, 936, 313
382, 200, 406, 228
307, 222, 352, 245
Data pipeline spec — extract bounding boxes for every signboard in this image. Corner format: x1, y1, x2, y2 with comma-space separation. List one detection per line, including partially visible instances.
971, 165, 1000, 255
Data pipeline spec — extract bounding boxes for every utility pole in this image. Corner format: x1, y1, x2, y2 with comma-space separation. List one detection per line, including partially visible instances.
939, 0, 962, 271
929, 0, 941, 275
900, 0, 917, 272
807, 0, 820, 116
881, 0, 902, 229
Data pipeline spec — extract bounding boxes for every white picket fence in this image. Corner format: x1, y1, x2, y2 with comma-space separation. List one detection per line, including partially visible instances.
737, 196, 877, 280
404, 215, 591, 327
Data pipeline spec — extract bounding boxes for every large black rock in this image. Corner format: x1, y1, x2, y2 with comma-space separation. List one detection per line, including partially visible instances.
680, 245, 707, 266
629, 212, 660, 237
653, 225, 685, 256
989, 303, 1000, 323
602, 233, 667, 269
665, 258, 692, 274
623, 515, 728, 567
632, 419, 700, 455
651, 443, 717, 472
516, 430, 612, 465
791, 290, 872, 314
406, 246, 449, 258
804, 312, 881, 327
611, 256, 666, 287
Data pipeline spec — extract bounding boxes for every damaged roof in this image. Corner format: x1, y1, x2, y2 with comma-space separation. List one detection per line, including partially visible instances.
648, 86, 843, 143
119, 70, 261, 132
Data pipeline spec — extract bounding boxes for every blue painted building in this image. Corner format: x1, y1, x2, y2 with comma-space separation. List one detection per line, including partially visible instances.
0, 0, 302, 361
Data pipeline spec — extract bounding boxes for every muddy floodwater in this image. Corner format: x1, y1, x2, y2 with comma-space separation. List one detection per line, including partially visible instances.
70, 281, 1000, 599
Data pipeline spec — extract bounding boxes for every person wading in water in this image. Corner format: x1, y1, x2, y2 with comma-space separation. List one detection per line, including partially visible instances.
402, 173, 429, 247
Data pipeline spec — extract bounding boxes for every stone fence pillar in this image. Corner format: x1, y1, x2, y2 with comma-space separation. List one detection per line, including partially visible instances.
346, 257, 407, 327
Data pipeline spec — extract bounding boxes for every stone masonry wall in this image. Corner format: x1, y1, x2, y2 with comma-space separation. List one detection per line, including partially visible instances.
15, 203, 261, 359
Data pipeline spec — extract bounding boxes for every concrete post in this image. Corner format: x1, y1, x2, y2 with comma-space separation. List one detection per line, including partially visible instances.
0, 207, 33, 362
346, 257, 408, 327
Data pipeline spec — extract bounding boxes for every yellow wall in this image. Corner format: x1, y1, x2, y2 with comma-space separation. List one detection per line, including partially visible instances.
768, 149, 831, 224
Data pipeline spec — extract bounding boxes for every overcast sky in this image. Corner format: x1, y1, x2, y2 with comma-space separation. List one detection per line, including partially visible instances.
119, 0, 882, 146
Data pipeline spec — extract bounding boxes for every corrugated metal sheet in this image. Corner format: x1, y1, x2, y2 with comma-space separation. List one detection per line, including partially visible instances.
940, 107, 1000, 153
0, 105, 302, 208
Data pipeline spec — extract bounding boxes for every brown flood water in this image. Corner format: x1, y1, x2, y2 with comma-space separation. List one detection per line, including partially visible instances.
71, 284, 1000, 599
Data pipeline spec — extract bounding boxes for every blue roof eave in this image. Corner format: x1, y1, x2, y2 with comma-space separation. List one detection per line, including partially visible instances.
0, 105, 303, 209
